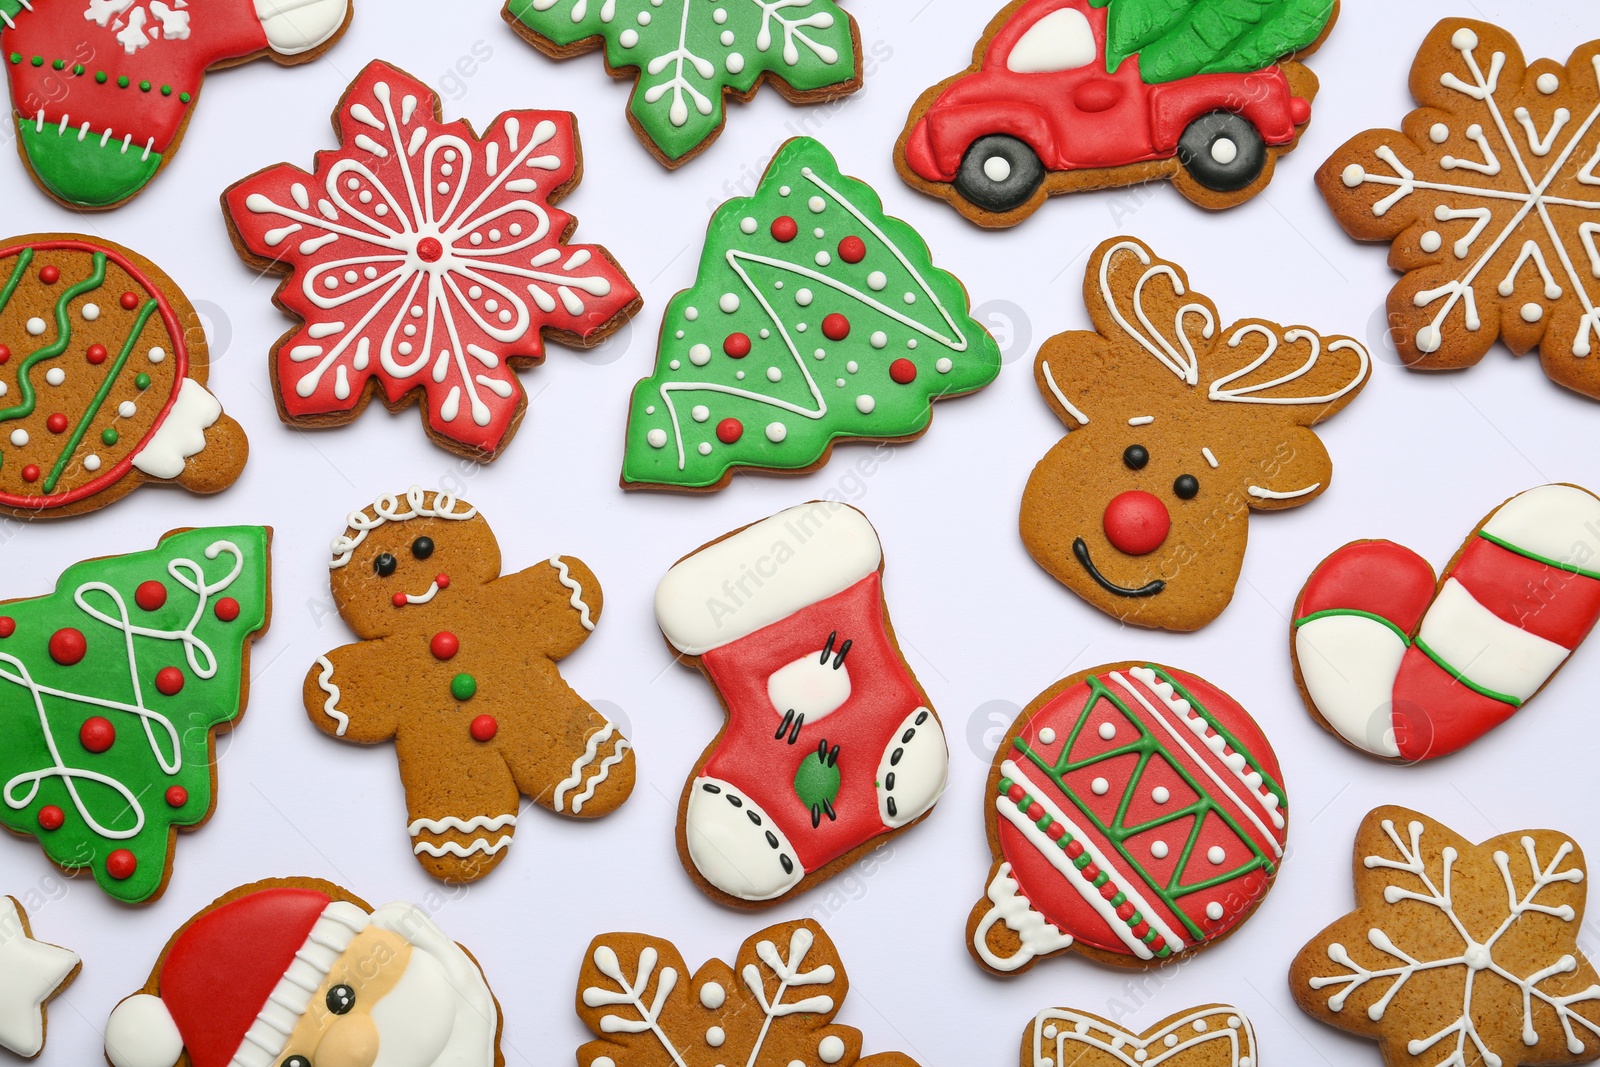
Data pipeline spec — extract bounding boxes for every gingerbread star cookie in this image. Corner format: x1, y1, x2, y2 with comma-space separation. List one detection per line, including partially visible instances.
0, 896, 79, 1059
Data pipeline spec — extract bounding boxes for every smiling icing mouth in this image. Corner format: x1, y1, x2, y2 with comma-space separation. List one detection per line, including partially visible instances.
1072, 538, 1165, 598
393, 573, 450, 607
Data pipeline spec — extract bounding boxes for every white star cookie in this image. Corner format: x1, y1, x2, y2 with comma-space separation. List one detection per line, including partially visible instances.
0, 896, 81, 1058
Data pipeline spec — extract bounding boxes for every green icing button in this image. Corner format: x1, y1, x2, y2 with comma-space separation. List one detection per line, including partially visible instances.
135, 373, 150, 390
101, 428, 118, 446
450, 673, 477, 701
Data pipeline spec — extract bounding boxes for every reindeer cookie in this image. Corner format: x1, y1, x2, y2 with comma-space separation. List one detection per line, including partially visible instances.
1022, 236, 1372, 631
304, 487, 634, 883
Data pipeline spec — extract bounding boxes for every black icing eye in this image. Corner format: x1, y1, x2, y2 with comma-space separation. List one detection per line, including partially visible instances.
411, 536, 435, 560
1174, 474, 1200, 500
373, 553, 397, 578
1123, 444, 1149, 471
282, 1057, 312, 1067
326, 983, 356, 1015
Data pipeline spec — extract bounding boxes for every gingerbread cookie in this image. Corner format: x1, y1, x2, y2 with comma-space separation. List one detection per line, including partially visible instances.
503, 0, 861, 168
102, 877, 504, 1067
1023, 1005, 1258, 1067
1022, 236, 1371, 632
622, 137, 1001, 491
1291, 806, 1600, 1067
1318, 20, 1600, 400
305, 487, 633, 883
3, 0, 351, 209
0, 525, 270, 904
1292, 483, 1600, 763
655, 501, 948, 906
578, 919, 919, 1067
0, 896, 79, 1059
0, 235, 247, 518
970, 663, 1287, 974
223, 60, 641, 462
895, 0, 1336, 227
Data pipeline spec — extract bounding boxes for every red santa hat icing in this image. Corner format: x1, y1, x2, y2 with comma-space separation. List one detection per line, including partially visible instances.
103, 887, 368, 1067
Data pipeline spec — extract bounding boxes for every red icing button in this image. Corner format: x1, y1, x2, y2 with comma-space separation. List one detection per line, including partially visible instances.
155, 666, 185, 696
80, 716, 115, 753
838, 236, 866, 263
1102, 491, 1172, 556
214, 597, 240, 622
889, 358, 917, 384
165, 786, 188, 808
106, 849, 136, 880
435, 574, 450, 589
135, 580, 167, 611
0, 345, 9, 363
723, 332, 751, 358
822, 313, 850, 341
37, 806, 64, 831
392, 592, 408, 607
86, 343, 108, 365
46, 413, 67, 434
39, 265, 59, 284
771, 216, 798, 242
431, 632, 460, 660
0, 617, 14, 638
20, 465, 39, 483
469, 714, 498, 742
49, 628, 86, 665
716, 418, 743, 444
417, 237, 444, 262
119, 292, 139, 310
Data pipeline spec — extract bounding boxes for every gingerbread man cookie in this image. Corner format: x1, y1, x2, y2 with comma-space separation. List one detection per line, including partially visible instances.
304, 487, 634, 883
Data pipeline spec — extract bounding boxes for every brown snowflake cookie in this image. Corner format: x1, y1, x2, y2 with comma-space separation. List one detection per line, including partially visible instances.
304, 487, 634, 884
1290, 805, 1600, 1067
576, 919, 919, 1067
1318, 19, 1600, 399
1021, 1004, 1258, 1067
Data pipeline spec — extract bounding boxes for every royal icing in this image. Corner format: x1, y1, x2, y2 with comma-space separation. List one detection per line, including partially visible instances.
0, 896, 79, 1058
1029, 1006, 1257, 1067
553, 722, 630, 813
550, 556, 596, 631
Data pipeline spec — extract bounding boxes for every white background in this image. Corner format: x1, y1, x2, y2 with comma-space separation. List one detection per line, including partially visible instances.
8, 1, 1600, 1065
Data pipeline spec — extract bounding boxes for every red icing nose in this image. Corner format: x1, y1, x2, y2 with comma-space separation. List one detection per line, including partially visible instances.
1103, 491, 1171, 555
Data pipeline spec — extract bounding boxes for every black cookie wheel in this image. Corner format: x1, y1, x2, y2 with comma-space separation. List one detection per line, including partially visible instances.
1176, 111, 1267, 193
954, 135, 1046, 214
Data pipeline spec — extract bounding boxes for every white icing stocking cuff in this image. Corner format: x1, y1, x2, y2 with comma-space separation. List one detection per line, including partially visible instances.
133, 378, 222, 480
254, 0, 349, 56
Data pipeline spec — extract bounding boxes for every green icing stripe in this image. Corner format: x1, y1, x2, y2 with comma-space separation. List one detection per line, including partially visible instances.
42, 299, 156, 493
1479, 531, 1600, 580
1414, 637, 1522, 708
0, 247, 33, 315
1294, 606, 1413, 643
0, 252, 107, 425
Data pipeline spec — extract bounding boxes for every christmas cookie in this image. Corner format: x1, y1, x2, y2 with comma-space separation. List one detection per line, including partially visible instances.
578, 919, 920, 1067
102, 877, 503, 1067
1291, 806, 1600, 1067
1292, 483, 1600, 763
305, 487, 633, 883
503, 0, 861, 168
970, 663, 1288, 974
1318, 20, 1600, 400
1023, 1005, 1258, 1067
0, 235, 248, 519
1022, 236, 1370, 631
895, 0, 1336, 227
3, 0, 352, 209
655, 501, 948, 906
0, 895, 79, 1059
0, 525, 270, 904
223, 60, 641, 462
623, 137, 1001, 491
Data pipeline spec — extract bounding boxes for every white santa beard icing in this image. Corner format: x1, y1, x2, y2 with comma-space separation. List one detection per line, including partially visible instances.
132, 378, 222, 480
767, 652, 851, 721
1295, 615, 1406, 758
368, 903, 497, 1067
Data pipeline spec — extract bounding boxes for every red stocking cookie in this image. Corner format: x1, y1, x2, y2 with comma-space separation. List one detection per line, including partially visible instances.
656, 501, 948, 906
305, 487, 634, 883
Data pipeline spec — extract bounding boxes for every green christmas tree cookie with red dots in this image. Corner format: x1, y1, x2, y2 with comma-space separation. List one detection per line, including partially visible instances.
0, 525, 270, 903
622, 137, 1001, 491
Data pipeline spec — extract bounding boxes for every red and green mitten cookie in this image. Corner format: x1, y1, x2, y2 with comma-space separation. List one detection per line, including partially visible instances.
224, 59, 641, 462
0, 525, 271, 903
2, 0, 352, 209
623, 137, 1001, 491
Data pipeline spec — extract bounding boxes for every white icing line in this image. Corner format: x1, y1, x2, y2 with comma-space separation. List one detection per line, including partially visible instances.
1247, 483, 1320, 500
314, 655, 346, 736
1127, 415, 1154, 426
1202, 447, 1219, 468
549, 557, 596, 630
553, 723, 614, 812
413, 836, 514, 858
407, 813, 517, 837
1039, 360, 1089, 426
570, 738, 630, 814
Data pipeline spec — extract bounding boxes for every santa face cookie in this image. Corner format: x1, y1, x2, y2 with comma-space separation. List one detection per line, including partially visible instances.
103, 878, 503, 1067
970, 663, 1288, 974
656, 501, 948, 906
0, 896, 80, 1059
0, 235, 247, 518
0, 525, 270, 903
1319, 20, 1600, 400
1022, 236, 1370, 631
3, 0, 351, 209
1291, 807, 1600, 1067
306, 487, 634, 883
622, 138, 1001, 491
503, 0, 861, 167
223, 60, 641, 462
1023, 1005, 1258, 1067
1292, 483, 1600, 763
895, 0, 1335, 227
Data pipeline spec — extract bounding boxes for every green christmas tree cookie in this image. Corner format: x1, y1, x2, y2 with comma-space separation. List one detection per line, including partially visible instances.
0, 526, 270, 903
623, 138, 1002, 490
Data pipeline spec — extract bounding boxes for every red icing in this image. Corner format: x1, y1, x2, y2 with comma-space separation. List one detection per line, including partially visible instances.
821, 313, 850, 341
1296, 540, 1435, 633
431, 632, 460, 660
156, 666, 185, 696
392, 592, 408, 608
724, 332, 752, 358
37, 806, 64, 831
136, 580, 168, 611
889, 358, 917, 384
38, 265, 59, 284
49, 627, 86, 665
105, 849, 136, 880
45, 412, 68, 434
416, 237, 444, 263
838, 236, 866, 263
86, 344, 108, 365
470, 714, 499, 742
1102, 491, 1170, 556
214, 597, 241, 622
0, 617, 13, 638
716, 418, 743, 444
1452, 537, 1600, 649
771, 216, 799, 242
20, 465, 39, 483
436, 574, 450, 590
1392, 645, 1516, 761
0, 345, 9, 363
165, 786, 189, 808
79, 716, 116, 753
120, 292, 140, 311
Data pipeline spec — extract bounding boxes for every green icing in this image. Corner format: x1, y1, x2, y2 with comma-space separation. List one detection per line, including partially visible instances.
793, 749, 841, 810
0, 526, 270, 903
17, 121, 164, 208
506, 0, 857, 162
622, 137, 1001, 488
0, 252, 105, 426
1089, 0, 1334, 84
451, 673, 477, 701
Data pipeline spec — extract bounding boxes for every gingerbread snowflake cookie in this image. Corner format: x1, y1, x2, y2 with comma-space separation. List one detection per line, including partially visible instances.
3, 0, 351, 209
1022, 1005, 1258, 1067
0, 896, 80, 1059
655, 501, 948, 906
0, 235, 248, 518
503, 0, 861, 167
1319, 20, 1600, 399
223, 60, 641, 462
305, 487, 634, 883
1023, 236, 1370, 631
1291, 806, 1600, 1067
577, 919, 919, 1067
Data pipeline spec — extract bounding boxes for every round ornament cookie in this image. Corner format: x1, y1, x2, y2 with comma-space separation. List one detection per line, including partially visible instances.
970, 662, 1288, 973
0, 235, 247, 518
